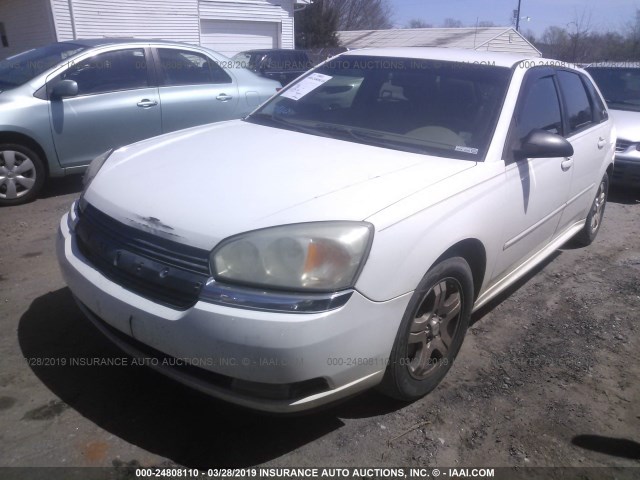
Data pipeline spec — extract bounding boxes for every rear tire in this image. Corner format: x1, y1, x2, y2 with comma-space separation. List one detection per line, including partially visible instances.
0, 144, 45, 206
378, 256, 473, 401
573, 173, 608, 247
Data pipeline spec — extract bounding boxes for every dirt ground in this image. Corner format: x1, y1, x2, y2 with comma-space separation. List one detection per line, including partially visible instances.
0, 176, 639, 476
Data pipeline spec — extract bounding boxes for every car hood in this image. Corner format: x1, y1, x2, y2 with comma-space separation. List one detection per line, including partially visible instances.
85, 120, 475, 250
610, 109, 640, 142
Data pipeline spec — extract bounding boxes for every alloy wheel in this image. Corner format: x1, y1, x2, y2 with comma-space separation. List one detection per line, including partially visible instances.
407, 278, 463, 380
0, 150, 37, 200
589, 179, 607, 233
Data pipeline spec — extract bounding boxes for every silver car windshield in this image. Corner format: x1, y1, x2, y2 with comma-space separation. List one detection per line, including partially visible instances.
586, 67, 640, 112
247, 55, 511, 161
0, 42, 87, 90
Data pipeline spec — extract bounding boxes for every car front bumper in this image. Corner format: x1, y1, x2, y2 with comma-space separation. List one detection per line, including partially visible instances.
57, 210, 411, 412
613, 146, 640, 186
612, 157, 640, 186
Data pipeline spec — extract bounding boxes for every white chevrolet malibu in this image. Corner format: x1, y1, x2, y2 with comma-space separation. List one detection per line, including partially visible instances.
57, 48, 615, 412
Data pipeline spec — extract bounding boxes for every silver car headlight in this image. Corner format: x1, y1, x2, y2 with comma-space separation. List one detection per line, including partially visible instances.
82, 149, 113, 191
210, 222, 373, 291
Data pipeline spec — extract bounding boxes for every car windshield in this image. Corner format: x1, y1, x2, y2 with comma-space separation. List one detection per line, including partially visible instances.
586, 67, 640, 112
0, 42, 87, 90
246, 55, 511, 160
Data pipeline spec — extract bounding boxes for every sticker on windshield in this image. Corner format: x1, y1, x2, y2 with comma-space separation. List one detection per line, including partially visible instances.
455, 146, 479, 155
280, 73, 333, 101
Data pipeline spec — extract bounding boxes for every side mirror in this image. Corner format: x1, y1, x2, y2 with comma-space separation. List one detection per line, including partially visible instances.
516, 129, 574, 159
50, 79, 78, 99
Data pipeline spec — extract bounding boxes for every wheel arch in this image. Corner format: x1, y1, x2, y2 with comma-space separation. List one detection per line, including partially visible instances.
0, 131, 50, 176
606, 161, 614, 178
432, 238, 487, 301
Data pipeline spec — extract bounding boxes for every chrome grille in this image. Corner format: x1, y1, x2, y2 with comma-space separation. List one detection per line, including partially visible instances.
616, 140, 631, 153
75, 203, 211, 309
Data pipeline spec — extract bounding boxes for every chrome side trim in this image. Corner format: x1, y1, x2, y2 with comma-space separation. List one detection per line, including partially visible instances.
474, 219, 585, 312
566, 183, 595, 207
503, 203, 565, 250
200, 279, 353, 313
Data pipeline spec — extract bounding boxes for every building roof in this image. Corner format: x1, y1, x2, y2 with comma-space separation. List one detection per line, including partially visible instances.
341, 47, 532, 68
337, 27, 541, 57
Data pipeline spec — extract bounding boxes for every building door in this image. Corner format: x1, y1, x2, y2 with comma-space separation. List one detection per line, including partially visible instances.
200, 20, 278, 57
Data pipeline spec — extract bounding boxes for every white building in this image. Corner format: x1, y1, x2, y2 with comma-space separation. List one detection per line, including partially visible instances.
0, 0, 312, 59
338, 27, 541, 57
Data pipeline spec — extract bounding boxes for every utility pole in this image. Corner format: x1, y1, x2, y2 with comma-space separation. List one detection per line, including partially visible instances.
515, 0, 522, 31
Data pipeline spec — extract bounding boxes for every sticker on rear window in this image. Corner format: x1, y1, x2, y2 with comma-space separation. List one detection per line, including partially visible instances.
280, 73, 333, 101
455, 146, 479, 155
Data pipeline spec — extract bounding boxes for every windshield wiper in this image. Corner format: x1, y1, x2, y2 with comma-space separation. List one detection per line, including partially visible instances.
246, 114, 335, 138
0, 80, 17, 89
312, 124, 438, 155
312, 124, 382, 142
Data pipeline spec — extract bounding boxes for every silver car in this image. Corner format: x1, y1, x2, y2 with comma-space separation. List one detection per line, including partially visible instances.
586, 62, 640, 187
0, 39, 281, 205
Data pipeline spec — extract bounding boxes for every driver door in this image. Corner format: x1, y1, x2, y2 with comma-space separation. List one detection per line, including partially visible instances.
47, 47, 161, 168
493, 68, 573, 280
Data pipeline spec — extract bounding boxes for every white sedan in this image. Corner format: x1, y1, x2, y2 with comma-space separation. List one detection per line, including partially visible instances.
57, 48, 615, 412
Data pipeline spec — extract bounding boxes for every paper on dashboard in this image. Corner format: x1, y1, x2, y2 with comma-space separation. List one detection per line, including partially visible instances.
279, 73, 333, 101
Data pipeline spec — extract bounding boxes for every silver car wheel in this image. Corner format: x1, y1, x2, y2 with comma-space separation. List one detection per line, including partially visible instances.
0, 150, 37, 200
589, 179, 606, 233
407, 277, 463, 380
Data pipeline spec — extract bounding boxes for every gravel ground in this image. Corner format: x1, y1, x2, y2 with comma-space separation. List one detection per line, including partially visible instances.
0, 176, 639, 476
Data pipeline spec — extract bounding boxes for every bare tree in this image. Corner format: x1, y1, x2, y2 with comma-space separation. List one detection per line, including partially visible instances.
294, 0, 339, 48
326, 0, 392, 31
442, 18, 463, 28
406, 19, 432, 29
625, 9, 640, 59
566, 8, 593, 62
477, 21, 496, 27
541, 26, 570, 59
533, 8, 640, 61
522, 28, 536, 44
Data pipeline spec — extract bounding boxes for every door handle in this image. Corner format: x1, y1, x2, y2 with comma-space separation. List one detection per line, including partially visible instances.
216, 93, 233, 102
561, 158, 573, 171
597, 137, 606, 149
137, 99, 158, 108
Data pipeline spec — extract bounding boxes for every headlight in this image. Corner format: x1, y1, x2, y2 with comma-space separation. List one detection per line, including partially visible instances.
82, 149, 113, 191
211, 222, 373, 291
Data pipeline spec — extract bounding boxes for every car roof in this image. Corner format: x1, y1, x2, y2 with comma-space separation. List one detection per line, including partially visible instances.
239, 49, 307, 54
60, 38, 191, 48
340, 47, 544, 69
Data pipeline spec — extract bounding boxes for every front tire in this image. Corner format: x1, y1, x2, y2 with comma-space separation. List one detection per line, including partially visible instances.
573, 173, 609, 247
379, 256, 473, 401
0, 144, 46, 206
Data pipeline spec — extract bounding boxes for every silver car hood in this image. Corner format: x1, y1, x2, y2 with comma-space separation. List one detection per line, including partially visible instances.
84, 120, 475, 250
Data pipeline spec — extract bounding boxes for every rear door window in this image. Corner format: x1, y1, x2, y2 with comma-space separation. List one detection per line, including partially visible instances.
157, 48, 231, 86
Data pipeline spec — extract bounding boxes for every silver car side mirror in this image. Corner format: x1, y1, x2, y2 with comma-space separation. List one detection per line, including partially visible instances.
50, 79, 79, 99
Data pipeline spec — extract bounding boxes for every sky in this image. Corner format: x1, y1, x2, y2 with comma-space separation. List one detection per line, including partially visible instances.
391, 0, 640, 37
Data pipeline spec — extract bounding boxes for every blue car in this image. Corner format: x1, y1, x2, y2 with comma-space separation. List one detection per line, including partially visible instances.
0, 39, 280, 205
